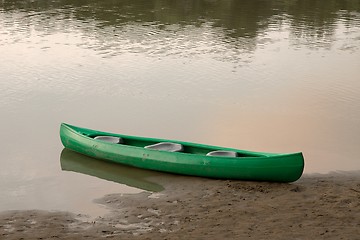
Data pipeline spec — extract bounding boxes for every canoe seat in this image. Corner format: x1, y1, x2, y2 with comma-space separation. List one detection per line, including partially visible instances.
206, 150, 238, 157
94, 136, 123, 144
145, 142, 183, 152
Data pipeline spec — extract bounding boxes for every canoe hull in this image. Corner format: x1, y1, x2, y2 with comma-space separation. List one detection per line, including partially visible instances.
60, 123, 304, 182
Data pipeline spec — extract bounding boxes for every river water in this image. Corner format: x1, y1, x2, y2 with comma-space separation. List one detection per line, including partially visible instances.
1, 0, 359, 215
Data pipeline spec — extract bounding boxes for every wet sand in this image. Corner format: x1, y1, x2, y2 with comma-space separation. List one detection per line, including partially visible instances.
1, 172, 360, 239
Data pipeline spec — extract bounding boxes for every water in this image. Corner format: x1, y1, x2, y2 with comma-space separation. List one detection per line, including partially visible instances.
1, 0, 359, 215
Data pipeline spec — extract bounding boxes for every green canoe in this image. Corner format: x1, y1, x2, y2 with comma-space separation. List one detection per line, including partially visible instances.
60, 123, 304, 182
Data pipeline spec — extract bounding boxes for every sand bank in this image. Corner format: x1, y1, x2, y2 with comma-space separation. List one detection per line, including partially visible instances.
1, 172, 359, 239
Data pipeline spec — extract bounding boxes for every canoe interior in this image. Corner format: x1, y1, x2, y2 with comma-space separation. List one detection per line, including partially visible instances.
75, 125, 267, 158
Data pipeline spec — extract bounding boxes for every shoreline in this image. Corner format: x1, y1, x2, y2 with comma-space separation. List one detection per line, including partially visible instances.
1, 171, 360, 239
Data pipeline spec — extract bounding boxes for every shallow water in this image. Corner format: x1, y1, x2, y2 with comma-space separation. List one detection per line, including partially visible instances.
1, 0, 360, 215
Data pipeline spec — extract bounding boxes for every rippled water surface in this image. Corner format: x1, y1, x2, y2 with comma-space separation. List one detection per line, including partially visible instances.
1, 0, 360, 215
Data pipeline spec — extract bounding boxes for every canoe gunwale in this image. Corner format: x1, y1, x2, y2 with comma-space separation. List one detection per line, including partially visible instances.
61, 123, 282, 158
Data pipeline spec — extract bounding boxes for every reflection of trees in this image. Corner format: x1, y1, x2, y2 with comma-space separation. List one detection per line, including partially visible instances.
1, 0, 359, 49
286, 0, 345, 48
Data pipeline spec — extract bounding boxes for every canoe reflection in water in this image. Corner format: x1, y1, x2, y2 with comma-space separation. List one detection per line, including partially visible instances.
60, 149, 164, 192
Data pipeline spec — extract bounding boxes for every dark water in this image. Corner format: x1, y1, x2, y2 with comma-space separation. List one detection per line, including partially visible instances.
1, 0, 360, 215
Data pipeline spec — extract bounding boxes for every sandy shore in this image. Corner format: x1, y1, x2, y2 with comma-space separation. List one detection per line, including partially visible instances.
1, 171, 360, 239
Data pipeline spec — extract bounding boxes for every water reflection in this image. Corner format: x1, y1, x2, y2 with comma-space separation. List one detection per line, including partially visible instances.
60, 149, 164, 192
1, 0, 359, 59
